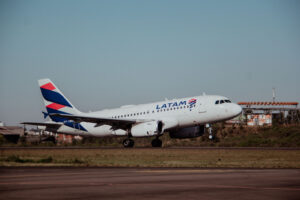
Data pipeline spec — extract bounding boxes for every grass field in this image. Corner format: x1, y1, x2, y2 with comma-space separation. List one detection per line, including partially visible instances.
1, 148, 300, 168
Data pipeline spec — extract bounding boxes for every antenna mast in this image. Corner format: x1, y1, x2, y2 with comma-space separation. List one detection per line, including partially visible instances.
272, 87, 276, 102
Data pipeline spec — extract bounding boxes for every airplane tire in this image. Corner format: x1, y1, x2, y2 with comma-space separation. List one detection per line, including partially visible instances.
151, 138, 162, 147
123, 139, 134, 148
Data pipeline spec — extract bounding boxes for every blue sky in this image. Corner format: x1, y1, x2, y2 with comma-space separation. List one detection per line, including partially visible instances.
0, 0, 299, 125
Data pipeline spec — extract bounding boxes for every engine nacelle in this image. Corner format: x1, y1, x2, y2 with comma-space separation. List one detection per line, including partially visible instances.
169, 125, 205, 139
131, 121, 163, 137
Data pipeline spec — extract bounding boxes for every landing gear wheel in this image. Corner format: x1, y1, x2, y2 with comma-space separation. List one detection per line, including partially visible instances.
151, 138, 162, 147
123, 139, 134, 148
206, 124, 213, 140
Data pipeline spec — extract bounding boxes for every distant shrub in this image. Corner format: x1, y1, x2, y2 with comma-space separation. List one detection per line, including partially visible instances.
38, 156, 53, 163
5, 155, 53, 163
0, 135, 5, 145
73, 158, 84, 164
5, 155, 33, 163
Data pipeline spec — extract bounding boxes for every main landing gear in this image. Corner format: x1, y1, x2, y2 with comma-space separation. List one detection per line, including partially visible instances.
122, 138, 163, 148
123, 138, 134, 148
151, 138, 162, 147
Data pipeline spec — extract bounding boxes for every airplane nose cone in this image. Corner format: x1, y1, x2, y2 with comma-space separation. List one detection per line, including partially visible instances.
233, 104, 242, 117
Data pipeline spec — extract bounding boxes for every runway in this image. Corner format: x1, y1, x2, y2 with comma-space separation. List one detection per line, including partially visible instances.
1, 146, 300, 150
0, 168, 299, 200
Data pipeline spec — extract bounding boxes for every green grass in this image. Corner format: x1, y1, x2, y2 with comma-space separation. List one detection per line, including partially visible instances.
4, 155, 53, 163
218, 125, 300, 147
1, 148, 299, 168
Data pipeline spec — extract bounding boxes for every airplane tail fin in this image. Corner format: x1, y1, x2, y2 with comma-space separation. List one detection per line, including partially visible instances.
38, 79, 81, 122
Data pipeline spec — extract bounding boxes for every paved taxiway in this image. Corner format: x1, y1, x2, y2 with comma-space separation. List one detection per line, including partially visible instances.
0, 168, 299, 200
1, 146, 300, 150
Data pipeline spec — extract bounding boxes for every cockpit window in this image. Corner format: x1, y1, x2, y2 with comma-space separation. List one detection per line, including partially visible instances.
216, 99, 232, 105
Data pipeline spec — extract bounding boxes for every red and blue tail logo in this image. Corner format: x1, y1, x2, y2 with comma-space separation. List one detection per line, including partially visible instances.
40, 82, 73, 109
38, 79, 86, 131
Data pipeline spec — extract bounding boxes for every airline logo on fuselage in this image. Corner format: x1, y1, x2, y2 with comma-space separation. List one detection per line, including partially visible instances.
188, 98, 197, 107
156, 98, 197, 109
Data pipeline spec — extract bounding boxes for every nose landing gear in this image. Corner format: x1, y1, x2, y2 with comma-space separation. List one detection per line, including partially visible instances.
206, 124, 214, 140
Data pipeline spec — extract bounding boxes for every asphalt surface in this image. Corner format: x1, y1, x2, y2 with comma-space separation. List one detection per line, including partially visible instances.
1, 146, 300, 150
0, 168, 300, 200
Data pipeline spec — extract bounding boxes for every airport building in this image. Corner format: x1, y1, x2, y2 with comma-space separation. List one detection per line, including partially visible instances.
0, 123, 23, 143
236, 101, 299, 126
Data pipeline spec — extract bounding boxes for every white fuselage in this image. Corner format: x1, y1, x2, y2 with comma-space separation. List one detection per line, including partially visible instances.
56, 95, 242, 137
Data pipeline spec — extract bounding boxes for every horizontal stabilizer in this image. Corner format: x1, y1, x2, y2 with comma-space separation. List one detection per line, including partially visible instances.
21, 122, 62, 132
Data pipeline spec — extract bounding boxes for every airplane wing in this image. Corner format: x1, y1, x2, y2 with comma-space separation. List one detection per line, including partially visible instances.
21, 122, 62, 132
50, 113, 139, 130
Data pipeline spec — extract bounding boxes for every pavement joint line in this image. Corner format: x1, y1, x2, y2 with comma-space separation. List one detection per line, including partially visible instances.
1, 181, 299, 192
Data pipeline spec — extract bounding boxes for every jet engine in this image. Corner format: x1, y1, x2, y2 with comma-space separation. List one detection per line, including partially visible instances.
169, 125, 205, 139
131, 121, 163, 137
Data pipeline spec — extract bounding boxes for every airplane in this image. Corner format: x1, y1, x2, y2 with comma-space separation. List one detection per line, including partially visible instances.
22, 79, 242, 147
